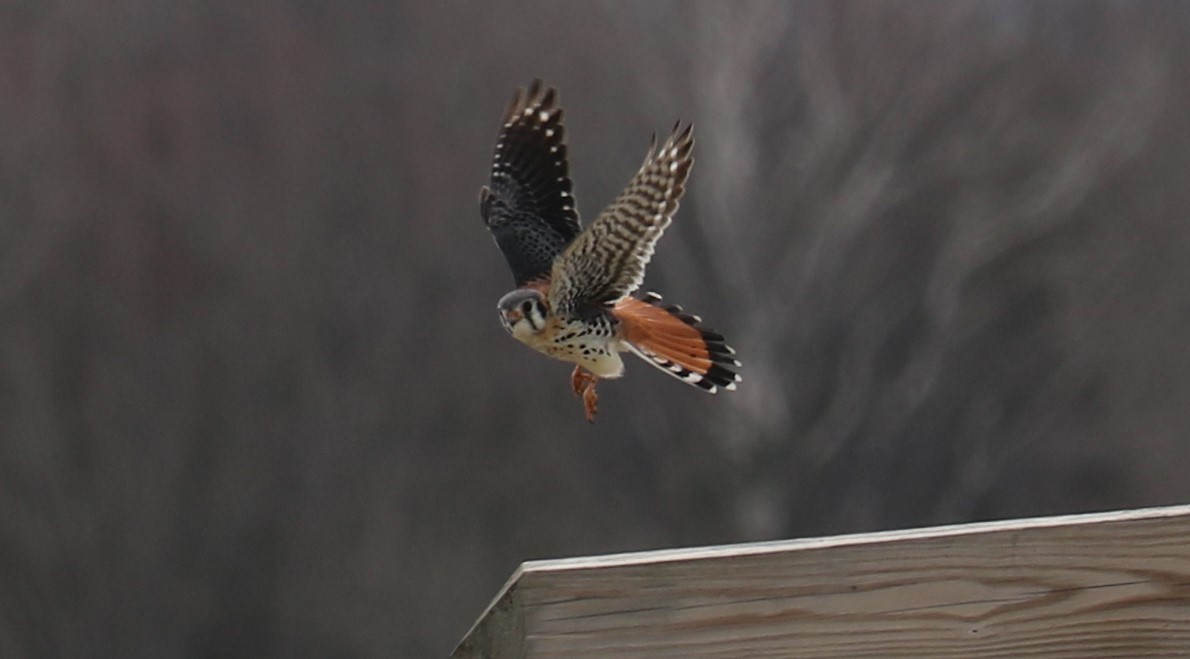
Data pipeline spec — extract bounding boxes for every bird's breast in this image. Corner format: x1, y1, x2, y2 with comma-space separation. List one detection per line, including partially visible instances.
516, 318, 626, 378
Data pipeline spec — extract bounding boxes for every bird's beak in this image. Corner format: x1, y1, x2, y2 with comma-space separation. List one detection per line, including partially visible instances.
501, 309, 521, 328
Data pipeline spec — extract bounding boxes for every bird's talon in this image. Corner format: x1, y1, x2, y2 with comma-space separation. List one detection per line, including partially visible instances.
571, 366, 595, 397
582, 381, 599, 423
571, 366, 599, 421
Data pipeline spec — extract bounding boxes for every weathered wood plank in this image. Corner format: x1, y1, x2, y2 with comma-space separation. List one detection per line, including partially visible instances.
453, 505, 1190, 658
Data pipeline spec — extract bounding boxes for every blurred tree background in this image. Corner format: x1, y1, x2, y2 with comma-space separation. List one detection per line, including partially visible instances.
3, 1, 1190, 656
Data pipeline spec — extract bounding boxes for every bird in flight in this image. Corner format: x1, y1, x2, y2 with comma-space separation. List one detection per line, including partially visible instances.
480, 80, 740, 422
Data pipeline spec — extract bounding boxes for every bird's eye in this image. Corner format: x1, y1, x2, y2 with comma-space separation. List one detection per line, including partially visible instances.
521, 300, 534, 315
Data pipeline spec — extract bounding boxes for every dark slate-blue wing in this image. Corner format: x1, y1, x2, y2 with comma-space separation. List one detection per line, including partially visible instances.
480, 80, 582, 286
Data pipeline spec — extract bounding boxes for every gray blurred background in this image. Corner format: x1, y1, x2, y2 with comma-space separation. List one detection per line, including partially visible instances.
3, 1, 1190, 656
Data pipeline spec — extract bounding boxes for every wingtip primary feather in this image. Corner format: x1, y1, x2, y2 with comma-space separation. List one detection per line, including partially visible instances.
485, 80, 583, 285
502, 79, 557, 125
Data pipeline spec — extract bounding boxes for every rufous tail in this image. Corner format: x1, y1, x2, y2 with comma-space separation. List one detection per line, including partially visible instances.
615, 293, 740, 393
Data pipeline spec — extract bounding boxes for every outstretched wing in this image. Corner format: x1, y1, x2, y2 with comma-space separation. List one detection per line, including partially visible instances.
480, 80, 582, 286
548, 122, 693, 313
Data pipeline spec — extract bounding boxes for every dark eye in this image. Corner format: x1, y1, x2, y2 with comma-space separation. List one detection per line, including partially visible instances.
521, 300, 534, 315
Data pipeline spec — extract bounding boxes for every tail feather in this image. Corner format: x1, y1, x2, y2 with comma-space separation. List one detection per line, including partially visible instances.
615, 293, 741, 393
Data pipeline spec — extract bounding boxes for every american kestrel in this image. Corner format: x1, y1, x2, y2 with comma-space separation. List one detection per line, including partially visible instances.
480, 80, 740, 422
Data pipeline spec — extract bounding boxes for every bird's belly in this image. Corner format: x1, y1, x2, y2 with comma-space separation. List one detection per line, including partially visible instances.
532, 336, 625, 378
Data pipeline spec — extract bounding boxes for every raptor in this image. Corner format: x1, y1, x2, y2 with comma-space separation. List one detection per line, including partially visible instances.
480, 80, 740, 422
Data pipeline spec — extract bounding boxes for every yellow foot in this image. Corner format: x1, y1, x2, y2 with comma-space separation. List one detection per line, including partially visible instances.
581, 381, 599, 423
570, 366, 599, 423
571, 365, 595, 397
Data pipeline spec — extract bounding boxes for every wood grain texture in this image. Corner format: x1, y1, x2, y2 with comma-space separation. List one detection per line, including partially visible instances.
453, 505, 1190, 658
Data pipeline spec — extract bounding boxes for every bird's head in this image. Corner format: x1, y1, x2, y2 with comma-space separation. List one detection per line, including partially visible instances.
497, 288, 548, 340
